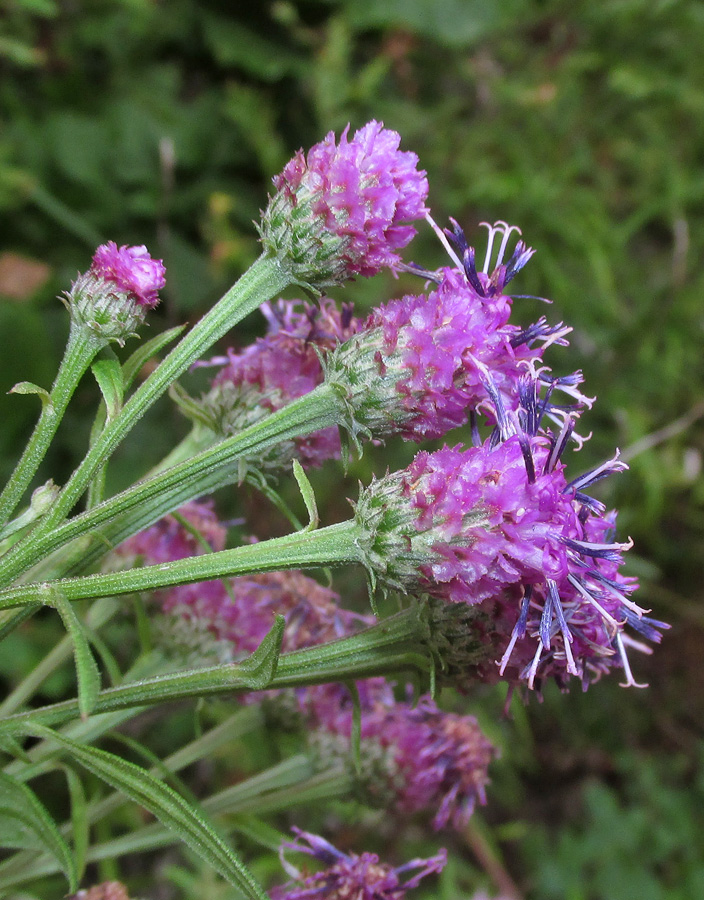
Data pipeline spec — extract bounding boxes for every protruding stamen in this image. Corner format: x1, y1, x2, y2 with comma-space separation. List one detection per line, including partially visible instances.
562, 536, 634, 560
567, 574, 621, 629
616, 632, 649, 688
527, 641, 543, 689
546, 416, 575, 473
479, 220, 523, 272
426, 212, 464, 270
567, 452, 627, 493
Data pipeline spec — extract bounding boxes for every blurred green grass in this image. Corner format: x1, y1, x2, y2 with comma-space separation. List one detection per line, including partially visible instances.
1, 0, 703, 896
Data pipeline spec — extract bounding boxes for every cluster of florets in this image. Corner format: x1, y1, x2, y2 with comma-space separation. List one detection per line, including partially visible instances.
260, 121, 428, 288
354, 375, 667, 689
324, 222, 579, 443
270, 830, 446, 900
306, 680, 496, 830
193, 298, 359, 470
66, 242, 165, 343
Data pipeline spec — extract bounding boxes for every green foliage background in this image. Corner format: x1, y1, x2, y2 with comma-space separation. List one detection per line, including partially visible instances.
1, 0, 703, 896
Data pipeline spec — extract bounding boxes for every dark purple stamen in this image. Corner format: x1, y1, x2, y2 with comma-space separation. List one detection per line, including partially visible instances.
518, 433, 536, 483
503, 240, 535, 284
622, 609, 670, 642
562, 537, 626, 561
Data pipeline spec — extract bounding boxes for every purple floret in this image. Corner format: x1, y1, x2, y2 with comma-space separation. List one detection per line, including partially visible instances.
367, 266, 546, 438
91, 242, 165, 308
271, 829, 446, 900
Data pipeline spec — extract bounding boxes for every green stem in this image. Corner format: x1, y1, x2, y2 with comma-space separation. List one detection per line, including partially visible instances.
0, 607, 431, 735
6, 383, 342, 585
0, 519, 363, 610
0, 323, 103, 530
0, 253, 290, 587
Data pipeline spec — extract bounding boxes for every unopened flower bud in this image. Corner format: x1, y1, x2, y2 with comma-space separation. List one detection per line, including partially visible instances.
65, 242, 165, 344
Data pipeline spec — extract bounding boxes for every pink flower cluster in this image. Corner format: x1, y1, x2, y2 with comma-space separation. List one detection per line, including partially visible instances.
116, 502, 370, 660
356, 409, 667, 689
262, 121, 428, 286
307, 681, 496, 830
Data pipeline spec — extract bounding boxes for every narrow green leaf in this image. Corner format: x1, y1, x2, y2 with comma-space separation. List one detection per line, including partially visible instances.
0, 734, 30, 762
292, 460, 319, 532
50, 591, 101, 718
0, 771, 77, 891
8, 381, 51, 409
169, 381, 219, 430
91, 358, 124, 423
61, 764, 88, 883
122, 325, 185, 390
29, 726, 269, 900
231, 816, 289, 851
237, 615, 285, 689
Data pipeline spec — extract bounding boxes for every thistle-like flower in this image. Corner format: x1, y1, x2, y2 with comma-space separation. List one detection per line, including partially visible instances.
65, 242, 165, 343
307, 682, 496, 830
270, 829, 446, 900
353, 377, 668, 689
192, 298, 359, 470
324, 220, 585, 442
260, 121, 428, 289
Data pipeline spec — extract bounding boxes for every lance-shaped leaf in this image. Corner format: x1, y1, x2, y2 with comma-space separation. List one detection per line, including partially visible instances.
0, 770, 77, 891
50, 590, 101, 718
91, 357, 124, 423
29, 725, 269, 900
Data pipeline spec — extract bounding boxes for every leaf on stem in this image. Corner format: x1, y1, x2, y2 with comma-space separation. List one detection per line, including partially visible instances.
50, 590, 102, 719
8, 381, 52, 410
0, 770, 77, 891
27, 725, 269, 900
292, 459, 319, 532
91, 357, 124, 423
238, 615, 285, 689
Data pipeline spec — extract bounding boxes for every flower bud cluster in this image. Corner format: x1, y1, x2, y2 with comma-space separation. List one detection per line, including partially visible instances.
65, 242, 165, 344
260, 121, 428, 288
193, 298, 359, 470
306, 680, 496, 830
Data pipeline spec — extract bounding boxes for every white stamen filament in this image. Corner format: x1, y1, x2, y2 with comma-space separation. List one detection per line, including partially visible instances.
616, 632, 648, 688
425, 213, 463, 270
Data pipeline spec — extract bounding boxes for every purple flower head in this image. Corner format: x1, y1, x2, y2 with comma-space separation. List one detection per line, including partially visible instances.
193, 298, 360, 470
260, 122, 428, 288
270, 829, 446, 900
308, 683, 496, 830
325, 219, 589, 443
354, 385, 668, 689
65, 242, 165, 343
